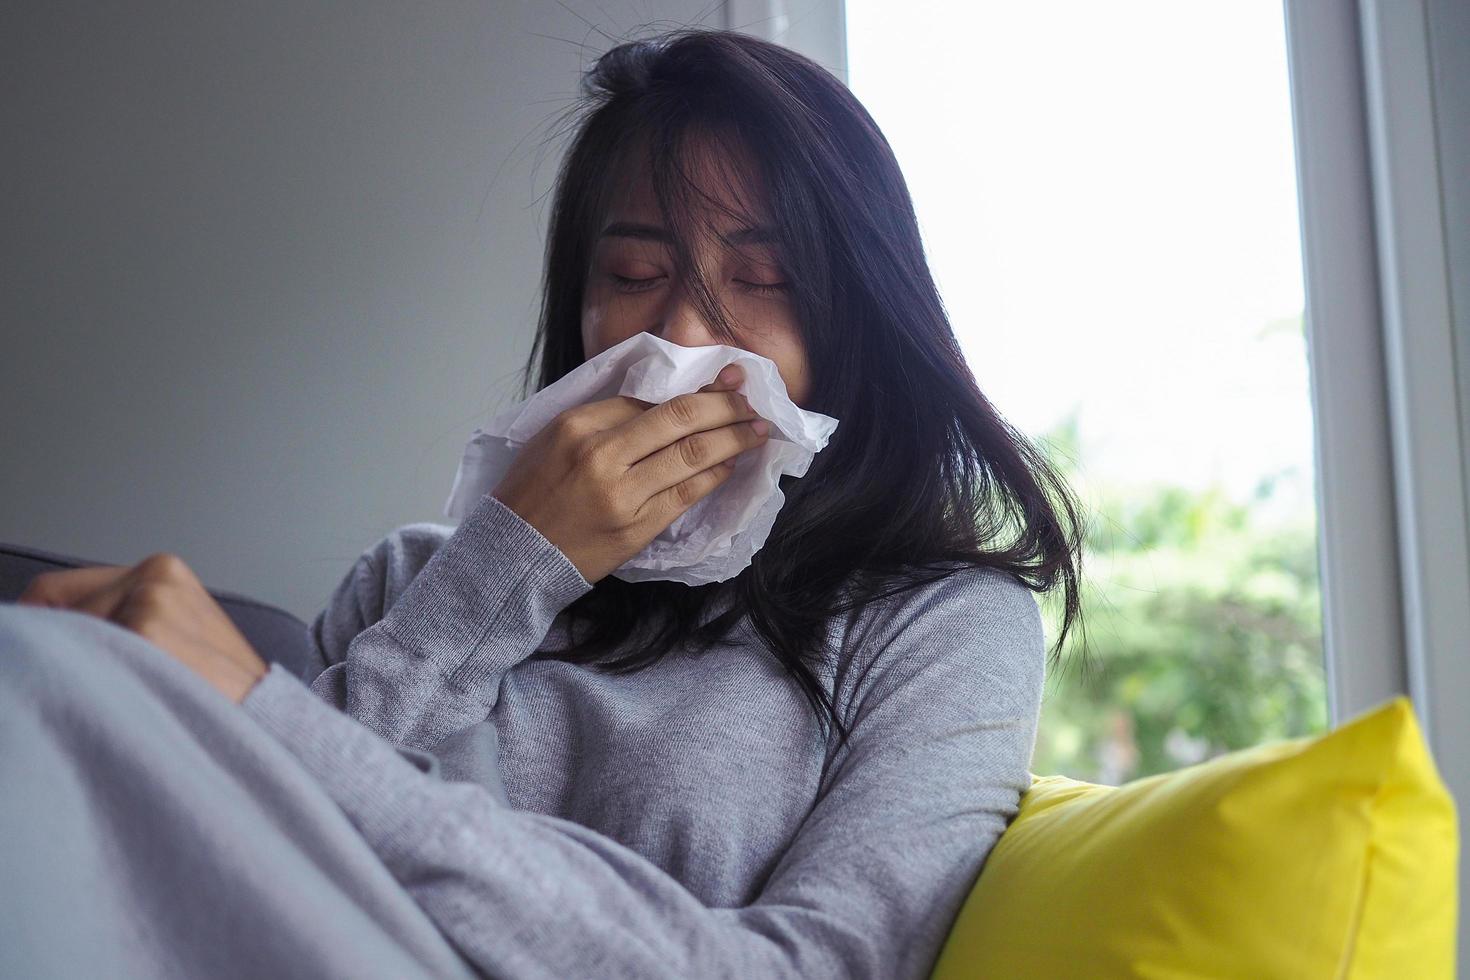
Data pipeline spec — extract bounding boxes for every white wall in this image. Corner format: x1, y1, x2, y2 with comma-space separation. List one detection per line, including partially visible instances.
0, 0, 730, 621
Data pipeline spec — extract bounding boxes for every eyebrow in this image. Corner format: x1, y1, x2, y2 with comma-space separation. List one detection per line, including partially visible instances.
599, 221, 778, 247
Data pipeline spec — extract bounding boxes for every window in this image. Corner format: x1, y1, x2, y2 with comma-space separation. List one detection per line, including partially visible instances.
845, 1, 1327, 783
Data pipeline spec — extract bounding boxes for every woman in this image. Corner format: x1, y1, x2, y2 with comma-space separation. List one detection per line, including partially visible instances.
3, 27, 1086, 979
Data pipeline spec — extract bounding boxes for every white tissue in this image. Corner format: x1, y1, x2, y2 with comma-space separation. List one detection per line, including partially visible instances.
443, 332, 839, 586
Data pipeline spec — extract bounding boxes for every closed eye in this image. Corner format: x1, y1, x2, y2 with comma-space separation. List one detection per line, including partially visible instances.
610, 273, 790, 298
610, 274, 666, 293
735, 279, 791, 298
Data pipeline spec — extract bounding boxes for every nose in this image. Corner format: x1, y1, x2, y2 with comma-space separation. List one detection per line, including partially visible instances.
652, 283, 721, 348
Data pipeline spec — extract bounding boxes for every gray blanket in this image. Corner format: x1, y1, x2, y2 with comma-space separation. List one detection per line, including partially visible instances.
0, 603, 479, 979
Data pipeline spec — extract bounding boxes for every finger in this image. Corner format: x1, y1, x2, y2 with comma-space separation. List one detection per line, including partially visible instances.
70, 569, 145, 621
53, 552, 197, 618
697, 363, 744, 394
552, 394, 650, 436
638, 456, 741, 527
629, 417, 770, 496
17, 565, 131, 608
604, 389, 758, 465
555, 365, 745, 450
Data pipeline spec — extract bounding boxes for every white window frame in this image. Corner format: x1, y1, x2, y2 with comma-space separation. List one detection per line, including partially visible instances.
1291, 0, 1470, 745
1287, 0, 1470, 946
1287, 0, 1469, 954
1327, 0, 1470, 956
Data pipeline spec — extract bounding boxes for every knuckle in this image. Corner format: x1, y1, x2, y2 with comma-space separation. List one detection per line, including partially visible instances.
140, 552, 188, 578
674, 477, 704, 508
677, 433, 709, 468
552, 410, 590, 442
665, 394, 700, 427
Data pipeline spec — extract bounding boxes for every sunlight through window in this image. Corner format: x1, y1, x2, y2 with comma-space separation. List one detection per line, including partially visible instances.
846, 0, 1327, 783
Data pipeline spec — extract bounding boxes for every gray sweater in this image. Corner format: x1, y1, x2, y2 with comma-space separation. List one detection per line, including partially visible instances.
239, 491, 1046, 979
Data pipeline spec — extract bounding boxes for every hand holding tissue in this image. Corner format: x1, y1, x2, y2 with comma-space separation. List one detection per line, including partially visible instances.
444, 332, 839, 586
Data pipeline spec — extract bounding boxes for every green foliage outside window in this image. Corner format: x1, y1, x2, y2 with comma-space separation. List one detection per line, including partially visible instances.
1029, 411, 1328, 785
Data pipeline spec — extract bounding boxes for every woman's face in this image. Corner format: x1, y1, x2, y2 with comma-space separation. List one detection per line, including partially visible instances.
580, 141, 812, 407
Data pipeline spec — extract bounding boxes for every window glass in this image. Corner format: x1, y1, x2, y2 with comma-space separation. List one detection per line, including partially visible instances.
846, 1, 1327, 783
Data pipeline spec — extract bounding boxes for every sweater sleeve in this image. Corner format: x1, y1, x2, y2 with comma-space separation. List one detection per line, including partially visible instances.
240, 566, 1046, 980
301, 492, 591, 752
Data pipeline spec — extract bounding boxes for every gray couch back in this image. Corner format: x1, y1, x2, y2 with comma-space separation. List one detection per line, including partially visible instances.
0, 542, 315, 681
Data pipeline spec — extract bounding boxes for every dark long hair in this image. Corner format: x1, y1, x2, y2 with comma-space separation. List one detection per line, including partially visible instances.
521, 28, 1088, 753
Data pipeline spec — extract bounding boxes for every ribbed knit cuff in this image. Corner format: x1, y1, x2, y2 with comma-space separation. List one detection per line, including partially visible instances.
377, 492, 591, 694
241, 661, 463, 847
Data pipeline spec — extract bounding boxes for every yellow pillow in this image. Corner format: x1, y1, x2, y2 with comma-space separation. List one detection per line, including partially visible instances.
932, 696, 1458, 979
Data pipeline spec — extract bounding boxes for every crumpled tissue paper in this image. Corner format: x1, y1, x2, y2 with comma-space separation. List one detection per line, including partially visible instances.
443, 331, 839, 586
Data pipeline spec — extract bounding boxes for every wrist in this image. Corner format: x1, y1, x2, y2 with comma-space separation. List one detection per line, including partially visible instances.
224, 658, 270, 706
488, 491, 609, 584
